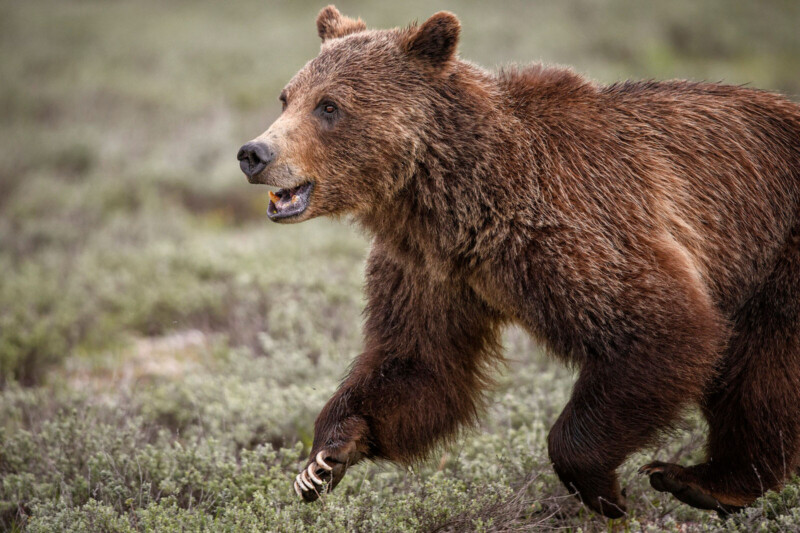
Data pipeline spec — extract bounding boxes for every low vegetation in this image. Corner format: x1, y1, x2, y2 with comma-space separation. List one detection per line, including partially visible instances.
1, 0, 798, 530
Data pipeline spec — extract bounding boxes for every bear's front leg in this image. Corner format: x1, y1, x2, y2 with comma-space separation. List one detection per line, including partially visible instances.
506, 232, 726, 518
293, 245, 502, 501
546, 352, 715, 518
546, 294, 724, 518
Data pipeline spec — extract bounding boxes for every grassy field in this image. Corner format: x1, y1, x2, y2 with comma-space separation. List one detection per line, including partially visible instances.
2, 0, 800, 531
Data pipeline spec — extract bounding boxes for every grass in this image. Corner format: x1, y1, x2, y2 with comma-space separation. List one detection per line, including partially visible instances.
1, 0, 799, 530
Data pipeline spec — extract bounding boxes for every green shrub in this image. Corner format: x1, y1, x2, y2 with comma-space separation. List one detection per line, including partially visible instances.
3, 0, 800, 530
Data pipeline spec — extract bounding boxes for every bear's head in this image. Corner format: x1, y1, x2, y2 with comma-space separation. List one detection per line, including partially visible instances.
237, 6, 461, 223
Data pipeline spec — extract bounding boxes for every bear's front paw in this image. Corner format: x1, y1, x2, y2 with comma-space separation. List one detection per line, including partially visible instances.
293, 442, 363, 502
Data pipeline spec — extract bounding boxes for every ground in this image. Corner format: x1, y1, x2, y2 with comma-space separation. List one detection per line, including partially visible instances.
1, 0, 799, 531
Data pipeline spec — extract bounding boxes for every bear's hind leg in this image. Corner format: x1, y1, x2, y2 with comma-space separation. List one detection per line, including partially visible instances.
643, 230, 800, 513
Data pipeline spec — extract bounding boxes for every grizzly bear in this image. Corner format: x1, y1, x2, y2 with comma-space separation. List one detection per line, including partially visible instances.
237, 6, 800, 518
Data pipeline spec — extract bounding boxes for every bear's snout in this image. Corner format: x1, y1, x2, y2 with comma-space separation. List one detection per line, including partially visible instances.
237, 141, 275, 183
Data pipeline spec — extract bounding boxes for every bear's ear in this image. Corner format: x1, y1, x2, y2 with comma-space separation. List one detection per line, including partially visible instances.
403, 12, 461, 71
316, 5, 367, 42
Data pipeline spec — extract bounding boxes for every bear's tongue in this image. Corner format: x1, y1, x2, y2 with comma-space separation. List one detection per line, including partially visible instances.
267, 182, 313, 220
268, 189, 299, 211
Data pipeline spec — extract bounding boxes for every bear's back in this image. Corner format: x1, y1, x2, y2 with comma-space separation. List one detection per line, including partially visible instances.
499, 66, 800, 313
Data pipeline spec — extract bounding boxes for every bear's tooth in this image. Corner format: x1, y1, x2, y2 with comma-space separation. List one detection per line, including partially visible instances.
291, 195, 299, 205
269, 191, 280, 204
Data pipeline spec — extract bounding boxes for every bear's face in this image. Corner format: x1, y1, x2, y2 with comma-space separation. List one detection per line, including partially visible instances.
239, 6, 461, 223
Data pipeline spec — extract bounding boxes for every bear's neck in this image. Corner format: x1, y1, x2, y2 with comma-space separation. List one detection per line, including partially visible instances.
356, 61, 544, 277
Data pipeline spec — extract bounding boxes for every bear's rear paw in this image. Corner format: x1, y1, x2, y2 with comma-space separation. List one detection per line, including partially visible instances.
639, 461, 744, 516
294, 442, 362, 502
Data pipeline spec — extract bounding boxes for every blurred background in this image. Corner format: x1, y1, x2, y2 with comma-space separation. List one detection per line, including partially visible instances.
1, 1, 799, 531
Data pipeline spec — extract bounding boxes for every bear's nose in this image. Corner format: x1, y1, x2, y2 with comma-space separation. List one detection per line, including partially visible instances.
237, 142, 275, 180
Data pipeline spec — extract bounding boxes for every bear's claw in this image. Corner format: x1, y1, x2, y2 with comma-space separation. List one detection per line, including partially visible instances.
294, 442, 363, 502
315, 451, 333, 472
294, 458, 329, 501
307, 463, 324, 484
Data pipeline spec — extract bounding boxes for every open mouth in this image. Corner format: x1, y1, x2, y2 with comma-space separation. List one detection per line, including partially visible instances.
267, 182, 314, 221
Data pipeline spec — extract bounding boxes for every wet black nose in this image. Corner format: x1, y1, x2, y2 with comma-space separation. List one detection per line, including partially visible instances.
237, 142, 275, 179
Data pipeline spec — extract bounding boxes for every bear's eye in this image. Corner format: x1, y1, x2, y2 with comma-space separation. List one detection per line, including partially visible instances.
279, 94, 287, 112
314, 101, 340, 126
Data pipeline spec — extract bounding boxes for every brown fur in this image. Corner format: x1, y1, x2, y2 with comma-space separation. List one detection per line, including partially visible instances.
241, 6, 800, 518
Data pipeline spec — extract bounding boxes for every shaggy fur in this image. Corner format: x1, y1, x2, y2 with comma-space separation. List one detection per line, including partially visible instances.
240, 6, 800, 518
